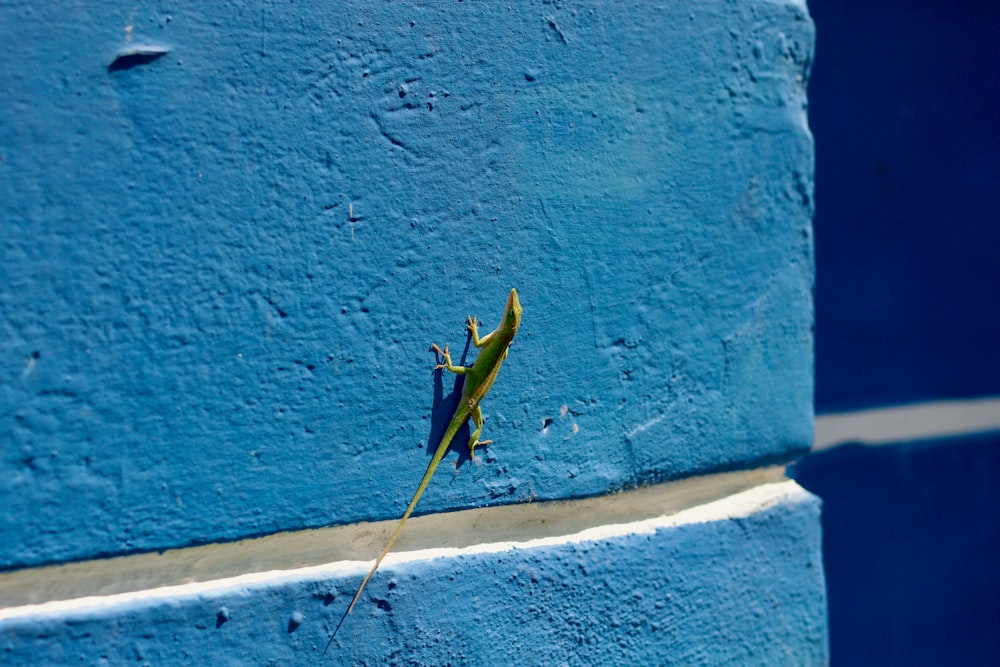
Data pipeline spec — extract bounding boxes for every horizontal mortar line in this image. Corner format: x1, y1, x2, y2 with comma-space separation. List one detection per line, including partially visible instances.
0, 466, 790, 619
814, 395, 1000, 451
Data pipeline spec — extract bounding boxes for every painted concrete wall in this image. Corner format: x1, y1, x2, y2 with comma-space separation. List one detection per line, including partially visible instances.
1, 1, 822, 663
2, 483, 826, 665
1, 1, 814, 570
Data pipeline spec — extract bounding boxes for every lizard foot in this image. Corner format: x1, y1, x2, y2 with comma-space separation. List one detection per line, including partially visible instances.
431, 344, 451, 369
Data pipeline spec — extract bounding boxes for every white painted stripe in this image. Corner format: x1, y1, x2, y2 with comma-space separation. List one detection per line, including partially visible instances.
0, 467, 788, 612
0, 476, 806, 623
813, 396, 1000, 451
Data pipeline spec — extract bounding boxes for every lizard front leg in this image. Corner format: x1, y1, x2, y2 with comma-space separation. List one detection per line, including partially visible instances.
467, 315, 495, 348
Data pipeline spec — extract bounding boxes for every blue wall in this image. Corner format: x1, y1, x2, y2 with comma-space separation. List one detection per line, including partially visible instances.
1, 2, 823, 664
2, 485, 827, 665
793, 432, 1000, 665
810, 0, 1000, 411
801, 0, 1000, 663
0, 1, 815, 570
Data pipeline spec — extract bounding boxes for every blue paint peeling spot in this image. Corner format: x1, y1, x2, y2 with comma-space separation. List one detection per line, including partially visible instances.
108, 44, 170, 72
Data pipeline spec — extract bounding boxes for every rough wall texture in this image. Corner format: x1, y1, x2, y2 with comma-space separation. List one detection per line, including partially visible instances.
0, 1, 814, 568
0, 485, 827, 666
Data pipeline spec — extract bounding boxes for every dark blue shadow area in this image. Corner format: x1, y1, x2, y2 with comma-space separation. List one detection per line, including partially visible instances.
809, 0, 1000, 410
790, 431, 1000, 666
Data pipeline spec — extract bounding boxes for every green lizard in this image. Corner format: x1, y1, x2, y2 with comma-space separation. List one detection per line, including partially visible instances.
325, 288, 522, 651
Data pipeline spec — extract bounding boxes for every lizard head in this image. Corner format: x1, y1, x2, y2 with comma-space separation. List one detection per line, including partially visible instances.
503, 288, 523, 334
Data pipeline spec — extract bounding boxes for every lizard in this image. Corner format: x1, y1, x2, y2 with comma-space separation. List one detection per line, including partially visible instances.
324, 288, 522, 652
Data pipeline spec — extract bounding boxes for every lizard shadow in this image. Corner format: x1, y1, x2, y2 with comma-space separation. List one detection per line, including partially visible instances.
427, 333, 482, 469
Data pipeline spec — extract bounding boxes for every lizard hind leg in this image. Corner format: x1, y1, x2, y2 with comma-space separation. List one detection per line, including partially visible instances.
431, 344, 467, 374
468, 404, 492, 457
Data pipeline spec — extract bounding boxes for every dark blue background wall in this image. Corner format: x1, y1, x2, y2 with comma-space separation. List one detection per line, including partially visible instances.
810, 0, 1000, 412
803, 0, 1000, 663
794, 433, 1000, 666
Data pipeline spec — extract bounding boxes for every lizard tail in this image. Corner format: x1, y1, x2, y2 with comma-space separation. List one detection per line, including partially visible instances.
323, 409, 467, 654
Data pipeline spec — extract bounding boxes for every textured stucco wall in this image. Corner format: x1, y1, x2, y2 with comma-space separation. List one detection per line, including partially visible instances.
0, 1, 815, 570
1, 1, 825, 663
1, 483, 827, 666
